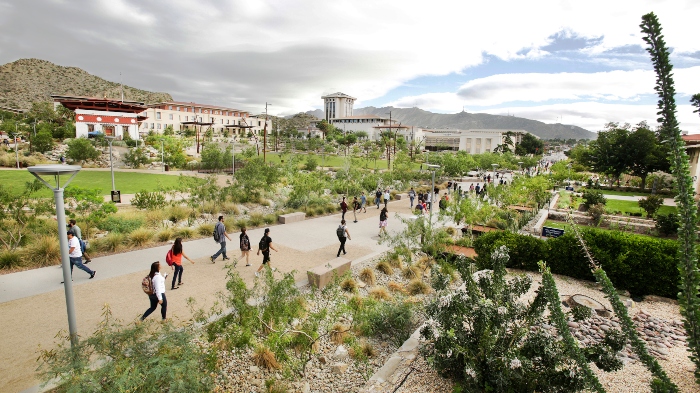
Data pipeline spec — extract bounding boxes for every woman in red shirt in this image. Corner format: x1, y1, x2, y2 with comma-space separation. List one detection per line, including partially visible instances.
171, 237, 194, 290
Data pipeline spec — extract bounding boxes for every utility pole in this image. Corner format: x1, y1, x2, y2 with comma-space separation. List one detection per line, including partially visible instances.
120, 72, 124, 102
386, 111, 392, 170
263, 103, 271, 163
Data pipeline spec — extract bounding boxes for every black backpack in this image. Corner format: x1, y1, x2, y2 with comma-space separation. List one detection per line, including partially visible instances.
213, 223, 221, 242
336, 225, 345, 239
258, 237, 269, 252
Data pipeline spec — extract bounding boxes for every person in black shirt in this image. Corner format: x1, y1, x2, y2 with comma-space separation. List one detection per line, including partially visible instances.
255, 228, 278, 277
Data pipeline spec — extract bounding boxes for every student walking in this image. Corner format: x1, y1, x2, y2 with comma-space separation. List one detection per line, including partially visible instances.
62, 231, 95, 283
336, 219, 351, 257
68, 219, 91, 263
352, 196, 360, 223
141, 261, 167, 321
375, 189, 382, 209
170, 237, 194, 290
340, 197, 348, 221
383, 189, 390, 207
211, 216, 232, 263
408, 187, 416, 208
378, 207, 388, 237
256, 228, 278, 277
240, 227, 251, 266
360, 192, 367, 213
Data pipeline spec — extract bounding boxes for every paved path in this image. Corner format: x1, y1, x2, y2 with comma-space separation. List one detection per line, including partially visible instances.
1, 197, 420, 393
602, 194, 676, 206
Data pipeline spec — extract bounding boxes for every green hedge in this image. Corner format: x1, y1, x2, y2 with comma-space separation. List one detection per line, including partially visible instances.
473, 229, 679, 298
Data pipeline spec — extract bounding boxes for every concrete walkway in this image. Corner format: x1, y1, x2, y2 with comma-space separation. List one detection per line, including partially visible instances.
1, 197, 420, 393
602, 194, 676, 206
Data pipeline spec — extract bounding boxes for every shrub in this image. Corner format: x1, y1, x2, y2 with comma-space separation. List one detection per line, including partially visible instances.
128, 228, 154, 246
376, 261, 393, 275
123, 147, 150, 168
582, 189, 606, 210
356, 300, 415, 346
263, 214, 276, 225
655, 213, 679, 237
156, 228, 174, 242
350, 339, 377, 360
406, 279, 430, 295
176, 227, 195, 239
431, 263, 454, 291
325, 204, 337, 214
23, 235, 61, 267
359, 267, 376, 285
330, 322, 350, 344
402, 265, 421, 280
249, 213, 264, 227
305, 208, 316, 217
341, 278, 358, 293
197, 223, 215, 236
387, 254, 402, 268
571, 305, 593, 321
252, 345, 280, 370
369, 286, 391, 301
387, 281, 405, 293
99, 216, 144, 234
221, 202, 240, 215
587, 203, 606, 226
234, 219, 249, 231
99, 232, 126, 252
66, 137, 100, 162
199, 201, 219, 215
638, 194, 664, 218
304, 155, 318, 171
315, 207, 326, 216
167, 205, 189, 223
0, 250, 22, 269
144, 210, 167, 228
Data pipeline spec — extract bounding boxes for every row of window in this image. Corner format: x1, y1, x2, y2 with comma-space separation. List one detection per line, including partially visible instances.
85, 124, 130, 136
332, 119, 379, 123
159, 105, 245, 117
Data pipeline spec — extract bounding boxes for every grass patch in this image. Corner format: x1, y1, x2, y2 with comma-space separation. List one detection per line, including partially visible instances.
0, 170, 184, 197
359, 267, 376, 286
128, 228, 154, 246
22, 235, 61, 267
605, 199, 677, 217
0, 250, 23, 269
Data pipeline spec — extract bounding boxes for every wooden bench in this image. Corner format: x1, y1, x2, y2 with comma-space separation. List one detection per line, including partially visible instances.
278, 212, 306, 224
307, 257, 351, 289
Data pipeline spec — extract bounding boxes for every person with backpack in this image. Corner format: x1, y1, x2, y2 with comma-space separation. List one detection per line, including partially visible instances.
408, 188, 416, 209
141, 261, 167, 321
383, 189, 390, 207
240, 227, 251, 266
439, 195, 447, 211
375, 189, 382, 209
68, 219, 91, 264
340, 197, 348, 221
62, 230, 95, 283
169, 237, 194, 290
352, 196, 360, 223
210, 216, 232, 263
378, 207, 388, 237
255, 228, 278, 277
336, 219, 351, 257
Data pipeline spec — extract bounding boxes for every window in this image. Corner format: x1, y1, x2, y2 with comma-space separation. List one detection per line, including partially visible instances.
258, 121, 261, 126
168, 114, 173, 120
103, 125, 115, 136
87, 124, 95, 132
157, 123, 161, 129
156, 112, 161, 120
176, 106, 180, 111
185, 116, 189, 121
199, 108, 202, 113
150, 123, 154, 129
168, 105, 173, 110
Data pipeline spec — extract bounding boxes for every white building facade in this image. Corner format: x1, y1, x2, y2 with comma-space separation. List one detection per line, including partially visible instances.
322, 92, 356, 121
422, 129, 531, 153
75, 109, 140, 140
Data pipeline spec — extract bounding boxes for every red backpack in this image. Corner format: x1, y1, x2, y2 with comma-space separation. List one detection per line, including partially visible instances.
165, 248, 174, 266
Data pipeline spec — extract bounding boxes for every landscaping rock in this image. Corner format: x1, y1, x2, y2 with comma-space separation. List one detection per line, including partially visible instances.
332, 362, 349, 374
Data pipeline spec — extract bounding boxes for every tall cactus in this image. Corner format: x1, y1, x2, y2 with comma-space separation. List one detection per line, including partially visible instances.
640, 12, 700, 384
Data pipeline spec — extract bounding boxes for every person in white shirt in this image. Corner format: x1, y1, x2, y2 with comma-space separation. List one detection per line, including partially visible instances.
141, 261, 168, 321
64, 231, 95, 282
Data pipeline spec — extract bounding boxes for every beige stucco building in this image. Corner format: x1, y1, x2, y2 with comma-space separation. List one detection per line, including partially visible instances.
322, 92, 356, 121
422, 128, 531, 153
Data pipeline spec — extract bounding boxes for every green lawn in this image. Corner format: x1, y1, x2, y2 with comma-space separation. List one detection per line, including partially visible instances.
543, 220, 568, 230
605, 199, 677, 217
261, 152, 422, 170
0, 170, 184, 196
581, 188, 670, 197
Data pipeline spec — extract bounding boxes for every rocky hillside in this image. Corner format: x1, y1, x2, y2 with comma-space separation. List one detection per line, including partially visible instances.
0, 58, 172, 109
306, 107, 596, 140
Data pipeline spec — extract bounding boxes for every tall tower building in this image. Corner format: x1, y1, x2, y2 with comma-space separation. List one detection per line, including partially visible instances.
321, 92, 356, 121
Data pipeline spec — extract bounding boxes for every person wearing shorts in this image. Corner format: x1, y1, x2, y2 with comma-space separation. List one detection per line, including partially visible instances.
255, 228, 278, 277
378, 207, 388, 237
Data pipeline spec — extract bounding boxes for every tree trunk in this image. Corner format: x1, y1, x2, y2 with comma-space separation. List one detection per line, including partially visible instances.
639, 174, 647, 192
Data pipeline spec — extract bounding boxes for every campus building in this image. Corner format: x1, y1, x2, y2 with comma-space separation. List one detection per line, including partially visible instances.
322, 92, 356, 121
422, 128, 531, 153
138, 102, 271, 137
51, 95, 147, 140
682, 133, 700, 198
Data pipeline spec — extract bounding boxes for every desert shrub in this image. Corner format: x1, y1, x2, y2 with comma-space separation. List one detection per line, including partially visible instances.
638, 194, 664, 218
571, 305, 593, 321
99, 216, 144, 234
406, 279, 430, 295
356, 300, 415, 346
38, 313, 216, 393
156, 228, 174, 242
582, 189, 606, 210
341, 277, 358, 293
167, 205, 189, 223
315, 207, 326, 216
0, 250, 22, 269
359, 267, 376, 285
376, 261, 393, 275
369, 286, 391, 301
325, 204, 337, 214
131, 190, 167, 210
22, 235, 61, 267
221, 202, 240, 215
587, 203, 606, 226
234, 219, 249, 231
264, 379, 290, 393
197, 223, 215, 236
387, 253, 402, 268
98, 232, 126, 252
128, 228, 154, 246
304, 155, 318, 171
431, 263, 454, 291
199, 201, 219, 215
144, 210, 167, 228
249, 213, 264, 227
252, 345, 280, 370
305, 208, 316, 217
330, 322, 350, 344
263, 214, 276, 225
387, 281, 405, 293
176, 227, 195, 239
655, 213, 679, 237
123, 147, 150, 168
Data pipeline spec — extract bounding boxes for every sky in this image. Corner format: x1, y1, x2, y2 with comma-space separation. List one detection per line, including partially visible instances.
0, 0, 699, 133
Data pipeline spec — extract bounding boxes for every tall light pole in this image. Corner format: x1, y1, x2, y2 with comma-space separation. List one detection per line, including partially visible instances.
231, 139, 235, 180
28, 165, 82, 347
105, 136, 116, 191
10, 130, 20, 169
161, 140, 165, 172
427, 164, 440, 229
263, 103, 271, 163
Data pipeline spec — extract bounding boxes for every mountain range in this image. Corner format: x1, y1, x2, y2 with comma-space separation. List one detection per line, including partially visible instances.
0, 58, 172, 110
306, 107, 596, 140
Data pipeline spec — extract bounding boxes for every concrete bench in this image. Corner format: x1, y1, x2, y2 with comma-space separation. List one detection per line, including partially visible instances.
393, 193, 406, 200
278, 212, 306, 224
307, 257, 351, 289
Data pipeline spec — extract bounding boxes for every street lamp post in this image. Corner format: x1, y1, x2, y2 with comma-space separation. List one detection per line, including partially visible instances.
427, 164, 440, 229
105, 136, 116, 191
10, 131, 20, 169
161, 140, 165, 172
28, 165, 82, 347
518, 161, 523, 175
491, 163, 499, 183
231, 139, 235, 180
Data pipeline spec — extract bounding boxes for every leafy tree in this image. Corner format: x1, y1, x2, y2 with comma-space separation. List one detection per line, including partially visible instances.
163, 124, 174, 135
583, 125, 630, 184
64, 186, 117, 239
0, 180, 50, 250
642, 11, 700, 385
515, 133, 544, 155
67, 137, 100, 163
26, 101, 56, 124
123, 147, 150, 168
691, 94, 700, 115
231, 157, 280, 201
638, 194, 664, 218
626, 126, 668, 191
33, 128, 54, 153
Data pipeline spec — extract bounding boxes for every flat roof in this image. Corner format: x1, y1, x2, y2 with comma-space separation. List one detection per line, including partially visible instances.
149, 101, 247, 114
321, 92, 357, 100
51, 95, 147, 113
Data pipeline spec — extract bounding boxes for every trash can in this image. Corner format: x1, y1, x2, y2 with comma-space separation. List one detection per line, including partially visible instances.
164, 164, 170, 172
111, 190, 121, 203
